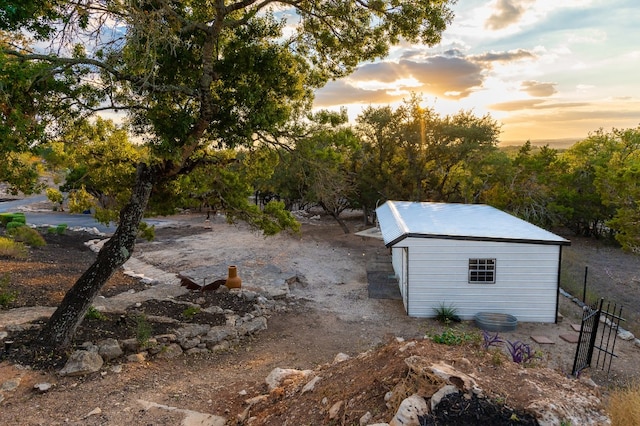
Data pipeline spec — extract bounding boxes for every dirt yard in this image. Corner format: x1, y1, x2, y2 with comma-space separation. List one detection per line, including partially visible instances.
1, 209, 639, 425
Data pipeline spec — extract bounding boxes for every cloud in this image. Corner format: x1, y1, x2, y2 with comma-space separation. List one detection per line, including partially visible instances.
314, 45, 544, 109
489, 100, 588, 111
485, 0, 532, 30
398, 57, 484, 98
472, 49, 536, 62
521, 81, 557, 97
347, 62, 404, 83
313, 81, 391, 107
316, 54, 485, 104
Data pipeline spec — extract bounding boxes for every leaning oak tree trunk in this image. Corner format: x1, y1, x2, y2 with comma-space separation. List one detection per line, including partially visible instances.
38, 163, 156, 350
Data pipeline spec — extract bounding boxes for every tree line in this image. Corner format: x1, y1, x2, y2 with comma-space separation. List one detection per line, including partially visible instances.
35, 97, 640, 254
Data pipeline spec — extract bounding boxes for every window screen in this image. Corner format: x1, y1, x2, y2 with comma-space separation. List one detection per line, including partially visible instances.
468, 258, 496, 283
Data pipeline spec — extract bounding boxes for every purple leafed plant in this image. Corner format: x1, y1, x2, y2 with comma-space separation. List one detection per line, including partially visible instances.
482, 330, 504, 350
505, 340, 534, 364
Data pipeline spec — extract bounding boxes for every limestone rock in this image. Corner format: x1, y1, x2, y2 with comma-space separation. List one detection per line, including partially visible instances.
127, 353, 147, 363
430, 385, 459, 411
176, 324, 211, 339
2, 378, 21, 391
617, 329, 634, 341
98, 338, 123, 361
185, 347, 209, 356
333, 353, 350, 363
59, 350, 104, 376
359, 411, 373, 426
237, 316, 267, 335
156, 343, 183, 359
265, 368, 314, 392
34, 383, 53, 393
84, 407, 102, 418
527, 393, 610, 426
390, 394, 428, 426
329, 400, 343, 420
155, 334, 177, 344
121, 338, 140, 353
202, 326, 236, 348
178, 337, 201, 350
301, 376, 322, 394
426, 360, 478, 392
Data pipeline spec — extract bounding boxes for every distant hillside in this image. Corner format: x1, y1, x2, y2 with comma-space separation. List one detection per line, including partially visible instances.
499, 138, 580, 150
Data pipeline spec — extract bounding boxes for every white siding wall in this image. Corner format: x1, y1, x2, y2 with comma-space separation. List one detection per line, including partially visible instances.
391, 247, 409, 310
398, 238, 560, 323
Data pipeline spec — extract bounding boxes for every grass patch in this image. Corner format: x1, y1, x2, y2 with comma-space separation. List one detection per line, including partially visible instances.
85, 306, 106, 321
135, 314, 153, 347
430, 328, 477, 346
8, 226, 46, 247
0, 273, 18, 308
0, 236, 28, 259
607, 381, 640, 426
182, 306, 201, 319
47, 223, 68, 235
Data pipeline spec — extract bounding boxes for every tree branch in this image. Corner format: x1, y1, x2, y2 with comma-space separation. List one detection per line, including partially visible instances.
4, 49, 196, 96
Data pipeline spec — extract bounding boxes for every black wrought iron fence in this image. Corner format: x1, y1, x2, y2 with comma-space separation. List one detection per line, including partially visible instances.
572, 298, 624, 377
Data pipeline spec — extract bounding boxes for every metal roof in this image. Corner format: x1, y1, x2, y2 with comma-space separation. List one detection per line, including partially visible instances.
375, 201, 570, 247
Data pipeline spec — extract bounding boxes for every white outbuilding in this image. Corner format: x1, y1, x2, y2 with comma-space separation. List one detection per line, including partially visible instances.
375, 201, 570, 323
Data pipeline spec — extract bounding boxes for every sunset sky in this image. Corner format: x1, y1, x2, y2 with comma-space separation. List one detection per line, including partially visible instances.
313, 0, 640, 145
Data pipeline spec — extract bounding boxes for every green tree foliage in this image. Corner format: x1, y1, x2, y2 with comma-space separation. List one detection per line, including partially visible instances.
1, 0, 455, 349
55, 118, 143, 220
267, 109, 359, 233
592, 127, 640, 251
353, 97, 500, 216
484, 141, 563, 227
552, 132, 617, 237
0, 44, 47, 194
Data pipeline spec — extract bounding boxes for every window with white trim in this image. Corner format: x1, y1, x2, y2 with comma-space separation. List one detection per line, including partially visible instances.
468, 258, 496, 283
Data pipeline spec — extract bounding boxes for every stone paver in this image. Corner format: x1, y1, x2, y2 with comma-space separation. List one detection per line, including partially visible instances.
559, 334, 580, 344
531, 335, 555, 344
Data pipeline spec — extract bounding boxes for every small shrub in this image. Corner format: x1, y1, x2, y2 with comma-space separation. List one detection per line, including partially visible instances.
55, 223, 68, 234
505, 340, 536, 364
491, 350, 504, 366
0, 274, 18, 308
433, 302, 461, 324
607, 381, 640, 426
482, 330, 504, 350
8, 226, 46, 247
135, 314, 153, 347
85, 306, 106, 321
6, 221, 25, 231
0, 236, 28, 259
46, 187, 64, 210
182, 306, 201, 319
0, 213, 25, 227
0, 213, 13, 226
